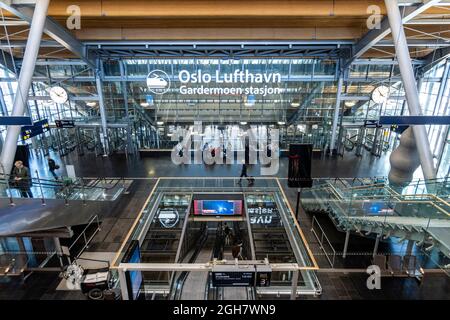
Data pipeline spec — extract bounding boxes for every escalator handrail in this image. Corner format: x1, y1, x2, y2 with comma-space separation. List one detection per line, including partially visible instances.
0, 174, 123, 192
172, 227, 209, 300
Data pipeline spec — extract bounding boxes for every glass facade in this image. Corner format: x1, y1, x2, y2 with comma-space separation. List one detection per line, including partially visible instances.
0, 56, 449, 176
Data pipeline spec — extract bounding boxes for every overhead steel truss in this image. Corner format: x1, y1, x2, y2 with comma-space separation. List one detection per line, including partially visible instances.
87, 42, 351, 59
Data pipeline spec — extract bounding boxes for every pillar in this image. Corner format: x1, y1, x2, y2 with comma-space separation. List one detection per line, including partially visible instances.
384, 0, 436, 182
0, 0, 50, 174
95, 68, 110, 156
330, 74, 343, 154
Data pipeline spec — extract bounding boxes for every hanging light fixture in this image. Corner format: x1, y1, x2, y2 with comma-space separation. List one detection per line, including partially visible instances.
290, 99, 300, 107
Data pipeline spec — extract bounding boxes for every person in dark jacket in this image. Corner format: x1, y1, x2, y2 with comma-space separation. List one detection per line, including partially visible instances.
47, 156, 59, 179
12, 160, 33, 198
238, 162, 249, 184
231, 239, 243, 260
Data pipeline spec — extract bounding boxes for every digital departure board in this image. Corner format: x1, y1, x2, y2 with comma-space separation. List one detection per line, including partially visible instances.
212, 271, 254, 287
211, 265, 272, 287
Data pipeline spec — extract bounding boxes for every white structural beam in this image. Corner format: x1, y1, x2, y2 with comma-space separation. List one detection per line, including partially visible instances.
345, 0, 443, 67
385, 0, 436, 181
0, 0, 49, 175
0, 1, 95, 69
330, 75, 344, 152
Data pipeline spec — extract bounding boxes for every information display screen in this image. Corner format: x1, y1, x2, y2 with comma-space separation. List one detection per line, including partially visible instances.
362, 202, 395, 216
121, 240, 143, 300
193, 200, 242, 216
212, 271, 255, 287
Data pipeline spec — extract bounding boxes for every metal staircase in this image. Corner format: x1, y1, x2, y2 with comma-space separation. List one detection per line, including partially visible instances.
301, 177, 450, 259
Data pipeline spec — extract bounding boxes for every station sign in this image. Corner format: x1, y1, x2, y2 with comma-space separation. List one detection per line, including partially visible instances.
157, 208, 180, 229
247, 205, 277, 225
147, 68, 284, 97
21, 119, 49, 141
364, 119, 382, 128
55, 119, 76, 128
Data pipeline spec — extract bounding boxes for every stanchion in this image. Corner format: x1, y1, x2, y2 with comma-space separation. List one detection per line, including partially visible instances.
35, 170, 46, 206
295, 188, 302, 220
1, 164, 15, 206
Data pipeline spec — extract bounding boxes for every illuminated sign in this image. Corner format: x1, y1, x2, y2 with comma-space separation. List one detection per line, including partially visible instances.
55, 120, 75, 128
21, 119, 49, 141
248, 207, 275, 224
157, 208, 179, 228
148, 68, 284, 97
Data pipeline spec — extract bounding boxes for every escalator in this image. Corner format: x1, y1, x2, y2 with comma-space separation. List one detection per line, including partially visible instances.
173, 221, 252, 300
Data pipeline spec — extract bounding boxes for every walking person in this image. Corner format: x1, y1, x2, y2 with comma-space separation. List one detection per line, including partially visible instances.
223, 223, 232, 246
12, 160, 33, 198
231, 239, 244, 260
238, 162, 249, 184
47, 156, 60, 180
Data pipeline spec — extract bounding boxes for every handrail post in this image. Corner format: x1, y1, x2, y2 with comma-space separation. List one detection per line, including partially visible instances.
83, 232, 87, 248
81, 178, 86, 205
35, 170, 46, 206
1, 163, 15, 206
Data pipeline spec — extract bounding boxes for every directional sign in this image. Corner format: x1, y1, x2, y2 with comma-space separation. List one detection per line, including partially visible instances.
364, 119, 382, 128
379, 116, 450, 126
55, 119, 76, 128
21, 119, 49, 140
0, 116, 32, 126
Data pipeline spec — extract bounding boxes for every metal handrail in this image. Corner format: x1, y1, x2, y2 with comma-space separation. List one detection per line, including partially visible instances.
68, 215, 101, 258
311, 215, 336, 267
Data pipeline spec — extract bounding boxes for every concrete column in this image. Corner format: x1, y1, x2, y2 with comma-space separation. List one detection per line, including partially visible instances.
0, 0, 50, 175
95, 69, 110, 156
384, 0, 436, 182
330, 75, 343, 153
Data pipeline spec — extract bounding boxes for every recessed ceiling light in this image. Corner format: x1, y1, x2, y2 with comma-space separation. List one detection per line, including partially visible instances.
86, 102, 97, 107
240, 121, 248, 125
140, 102, 150, 107
277, 121, 286, 125
345, 101, 357, 107
157, 121, 164, 125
